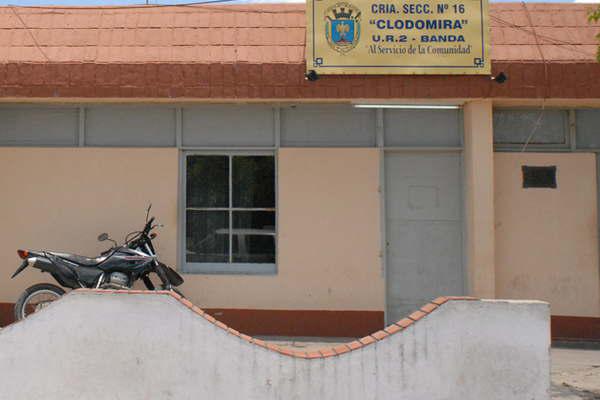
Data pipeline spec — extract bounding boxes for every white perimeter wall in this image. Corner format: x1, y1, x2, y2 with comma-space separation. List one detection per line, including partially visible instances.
0, 292, 550, 400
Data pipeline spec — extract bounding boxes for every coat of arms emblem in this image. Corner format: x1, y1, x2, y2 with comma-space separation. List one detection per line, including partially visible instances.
324, 2, 361, 54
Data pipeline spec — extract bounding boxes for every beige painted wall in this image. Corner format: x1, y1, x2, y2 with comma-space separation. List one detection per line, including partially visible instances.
0, 147, 383, 311
189, 148, 384, 310
495, 153, 600, 317
0, 148, 180, 302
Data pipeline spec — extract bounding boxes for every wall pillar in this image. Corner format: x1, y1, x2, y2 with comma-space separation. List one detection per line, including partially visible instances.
463, 100, 496, 298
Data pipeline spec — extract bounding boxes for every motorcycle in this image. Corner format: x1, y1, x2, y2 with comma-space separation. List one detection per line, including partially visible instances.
10, 206, 184, 321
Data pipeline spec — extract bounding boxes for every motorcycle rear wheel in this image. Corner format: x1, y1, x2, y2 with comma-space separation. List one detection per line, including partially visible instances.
14, 283, 65, 321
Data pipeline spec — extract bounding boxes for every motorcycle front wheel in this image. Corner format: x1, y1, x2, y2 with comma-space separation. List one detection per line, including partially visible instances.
14, 283, 65, 321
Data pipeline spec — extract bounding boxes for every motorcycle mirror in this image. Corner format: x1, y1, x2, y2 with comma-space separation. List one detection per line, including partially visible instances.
97, 233, 109, 242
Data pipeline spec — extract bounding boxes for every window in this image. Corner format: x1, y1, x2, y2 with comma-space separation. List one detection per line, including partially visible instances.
182, 105, 275, 147
184, 153, 276, 274
493, 109, 569, 148
280, 105, 376, 147
575, 109, 600, 149
0, 106, 79, 146
85, 106, 176, 147
384, 109, 462, 147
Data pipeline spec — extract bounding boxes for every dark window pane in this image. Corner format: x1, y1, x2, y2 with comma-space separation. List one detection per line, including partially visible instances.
232, 156, 275, 208
232, 211, 275, 263
186, 156, 228, 208
186, 210, 229, 263
522, 166, 557, 189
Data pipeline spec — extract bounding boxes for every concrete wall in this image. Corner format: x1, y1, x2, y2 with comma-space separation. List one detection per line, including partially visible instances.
0, 147, 383, 312
463, 100, 496, 298
0, 291, 551, 400
495, 152, 600, 317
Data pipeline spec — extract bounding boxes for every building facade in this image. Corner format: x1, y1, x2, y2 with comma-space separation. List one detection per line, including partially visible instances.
0, 3, 599, 340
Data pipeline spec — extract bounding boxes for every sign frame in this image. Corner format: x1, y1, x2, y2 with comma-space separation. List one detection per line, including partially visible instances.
306, 0, 491, 75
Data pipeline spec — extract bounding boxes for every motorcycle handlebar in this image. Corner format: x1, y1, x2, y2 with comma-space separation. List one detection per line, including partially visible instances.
144, 217, 155, 234
124, 216, 159, 249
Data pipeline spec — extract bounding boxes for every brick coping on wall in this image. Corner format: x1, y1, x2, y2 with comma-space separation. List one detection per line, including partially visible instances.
71, 289, 477, 359
2, 293, 597, 342
2, 62, 600, 100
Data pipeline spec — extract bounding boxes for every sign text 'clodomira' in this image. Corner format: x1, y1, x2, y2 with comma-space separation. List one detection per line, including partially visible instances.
307, 0, 490, 74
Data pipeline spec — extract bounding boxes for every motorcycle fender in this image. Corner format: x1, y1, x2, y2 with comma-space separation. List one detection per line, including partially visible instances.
142, 275, 155, 290
161, 263, 184, 287
11, 259, 31, 279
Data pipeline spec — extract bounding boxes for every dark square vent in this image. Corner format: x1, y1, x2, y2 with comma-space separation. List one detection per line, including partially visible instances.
522, 166, 557, 188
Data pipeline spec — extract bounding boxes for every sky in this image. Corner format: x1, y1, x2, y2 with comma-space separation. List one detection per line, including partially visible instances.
0, 0, 596, 7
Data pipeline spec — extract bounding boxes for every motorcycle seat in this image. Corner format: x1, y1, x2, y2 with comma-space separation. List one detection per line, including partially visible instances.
50, 252, 107, 267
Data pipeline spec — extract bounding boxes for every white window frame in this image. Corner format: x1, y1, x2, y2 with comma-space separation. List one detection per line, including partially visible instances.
180, 150, 277, 275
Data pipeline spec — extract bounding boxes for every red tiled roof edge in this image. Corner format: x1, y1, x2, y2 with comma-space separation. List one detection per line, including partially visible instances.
77, 288, 477, 359
0, 3, 597, 64
1, 61, 599, 99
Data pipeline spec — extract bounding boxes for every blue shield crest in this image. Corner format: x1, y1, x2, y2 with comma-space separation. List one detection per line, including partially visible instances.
331, 20, 355, 44
324, 2, 361, 54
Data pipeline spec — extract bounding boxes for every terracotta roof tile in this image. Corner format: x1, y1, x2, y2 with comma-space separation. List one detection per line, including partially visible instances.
0, 3, 597, 64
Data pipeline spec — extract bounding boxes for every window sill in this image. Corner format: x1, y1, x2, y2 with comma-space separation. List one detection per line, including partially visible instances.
181, 262, 277, 275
